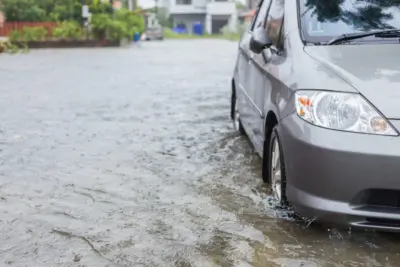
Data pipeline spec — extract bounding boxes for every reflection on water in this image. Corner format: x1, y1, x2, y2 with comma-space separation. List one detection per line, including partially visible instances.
0, 40, 399, 267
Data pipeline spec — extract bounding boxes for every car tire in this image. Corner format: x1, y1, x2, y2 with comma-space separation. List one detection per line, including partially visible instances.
265, 126, 287, 205
231, 90, 246, 135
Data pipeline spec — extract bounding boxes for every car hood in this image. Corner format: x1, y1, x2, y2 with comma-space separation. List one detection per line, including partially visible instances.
304, 44, 400, 119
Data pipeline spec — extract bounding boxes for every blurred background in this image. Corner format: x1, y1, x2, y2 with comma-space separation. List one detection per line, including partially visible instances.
0, 0, 258, 49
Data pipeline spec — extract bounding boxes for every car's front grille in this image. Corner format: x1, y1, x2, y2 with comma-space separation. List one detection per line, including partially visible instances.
365, 217, 400, 227
366, 189, 400, 208
352, 189, 400, 209
349, 189, 400, 230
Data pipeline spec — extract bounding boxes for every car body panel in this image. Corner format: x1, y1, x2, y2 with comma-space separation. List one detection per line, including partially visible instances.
236, 31, 253, 124
304, 44, 400, 119
280, 113, 400, 231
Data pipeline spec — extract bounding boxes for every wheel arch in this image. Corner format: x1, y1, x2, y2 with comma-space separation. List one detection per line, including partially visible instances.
264, 110, 278, 144
231, 78, 236, 120
262, 110, 279, 183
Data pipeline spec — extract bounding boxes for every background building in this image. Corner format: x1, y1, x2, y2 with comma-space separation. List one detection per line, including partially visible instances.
159, 0, 238, 34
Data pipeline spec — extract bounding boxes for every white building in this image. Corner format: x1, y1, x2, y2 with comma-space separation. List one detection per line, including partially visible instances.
159, 0, 238, 34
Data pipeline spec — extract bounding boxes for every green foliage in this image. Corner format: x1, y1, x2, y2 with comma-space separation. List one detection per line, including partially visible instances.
1, 0, 145, 43
52, 21, 83, 40
90, 8, 145, 42
90, 13, 112, 40
48, 3, 79, 22
1, 0, 47, 22
9, 27, 48, 42
107, 20, 129, 42
115, 8, 145, 34
0, 39, 21, 54
0, 0, 112, 23
8, 31, 22, 42
163, 27, 182, 38
24, 26, 48, 41
89, 2, 113, 15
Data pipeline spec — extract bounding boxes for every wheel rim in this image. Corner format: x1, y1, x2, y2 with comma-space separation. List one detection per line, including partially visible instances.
234, 98, 240, 131
271, 138, 282, 202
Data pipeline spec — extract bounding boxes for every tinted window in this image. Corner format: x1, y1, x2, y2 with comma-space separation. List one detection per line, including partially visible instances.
266, 0, 284, 47
251, 0, 272, 30
300, 0, 400, 43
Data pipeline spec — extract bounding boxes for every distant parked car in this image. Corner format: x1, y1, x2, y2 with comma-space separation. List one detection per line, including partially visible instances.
143, 12, 164, 41
145, 26, 164, 41
231, 0, 400, 231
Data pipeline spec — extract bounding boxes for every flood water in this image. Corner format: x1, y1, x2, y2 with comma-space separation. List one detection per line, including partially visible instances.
0, 40, 400, 267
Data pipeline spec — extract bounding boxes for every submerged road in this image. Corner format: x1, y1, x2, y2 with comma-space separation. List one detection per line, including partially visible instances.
0, 40, 400, 267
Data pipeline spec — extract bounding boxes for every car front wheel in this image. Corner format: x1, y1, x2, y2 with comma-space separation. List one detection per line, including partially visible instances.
231, 91, 246, 135
267, 126, 287, 205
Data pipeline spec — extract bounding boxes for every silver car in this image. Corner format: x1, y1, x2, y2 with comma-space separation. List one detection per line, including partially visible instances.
145, 26, 164, 41
231, 0, 400, 231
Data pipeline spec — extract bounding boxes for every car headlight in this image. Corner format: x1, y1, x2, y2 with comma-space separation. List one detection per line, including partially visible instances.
294, 90, 398, 136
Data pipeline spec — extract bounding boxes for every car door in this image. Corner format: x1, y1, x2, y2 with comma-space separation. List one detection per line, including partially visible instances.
249, 0, 285, 144
235, 2, 264, 131
235, 17, 256, 129
240, 0, 272, 141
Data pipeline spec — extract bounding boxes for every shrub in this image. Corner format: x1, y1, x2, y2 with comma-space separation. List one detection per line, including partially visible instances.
115, 8, 145, 34
9, 26, 48, 42
23, 26, 48, 41
53, 21, 83, 40
107, 20, 129, 42
90, 13, 112, 40
0, 39, 9, 53
8, 30, 22, 42
90, 8, 145, 42
0, 39, 24, 54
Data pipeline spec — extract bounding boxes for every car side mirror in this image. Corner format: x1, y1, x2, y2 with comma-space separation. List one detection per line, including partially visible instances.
249, 27, 273, 54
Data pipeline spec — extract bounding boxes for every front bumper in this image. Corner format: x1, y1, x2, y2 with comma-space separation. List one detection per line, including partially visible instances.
280, 113, 400, 231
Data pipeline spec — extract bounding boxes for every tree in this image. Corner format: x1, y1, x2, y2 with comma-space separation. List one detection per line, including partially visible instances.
1, 0, 47, 22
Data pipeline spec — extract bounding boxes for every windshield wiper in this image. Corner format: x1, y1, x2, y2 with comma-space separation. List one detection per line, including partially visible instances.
327, 29, 400, 45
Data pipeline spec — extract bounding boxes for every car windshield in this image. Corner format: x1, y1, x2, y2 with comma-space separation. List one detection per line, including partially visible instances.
299, 0, 400, 43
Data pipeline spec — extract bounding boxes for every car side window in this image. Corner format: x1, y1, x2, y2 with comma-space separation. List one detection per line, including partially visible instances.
265, 0, 285, 49
250, 0, 272, 31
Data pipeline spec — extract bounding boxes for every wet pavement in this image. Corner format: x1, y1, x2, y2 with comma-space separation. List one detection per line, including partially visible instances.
1, 40, 400, 267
